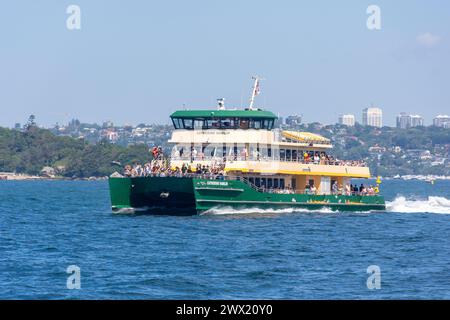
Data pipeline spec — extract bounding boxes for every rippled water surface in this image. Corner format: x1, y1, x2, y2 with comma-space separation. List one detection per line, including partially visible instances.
1, 179, 450, 299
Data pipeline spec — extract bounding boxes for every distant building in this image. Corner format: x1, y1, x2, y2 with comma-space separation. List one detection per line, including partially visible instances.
274, 115, 283, 128
410, 115, 424, 127
362, 107, 383, 127
396, 113, 424, 128
396, 112, 410, 129
14, 123, 21, 130
285, 115, 302, 126
433, 115, 450, 128
338, 114, 355, 127
102, 121, 114, 128
103, 129, 119, 142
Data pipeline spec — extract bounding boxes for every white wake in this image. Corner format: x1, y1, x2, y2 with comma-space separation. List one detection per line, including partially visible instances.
202, 206, 335, 215
386, 196, 450, 214
203, 196, 450, 215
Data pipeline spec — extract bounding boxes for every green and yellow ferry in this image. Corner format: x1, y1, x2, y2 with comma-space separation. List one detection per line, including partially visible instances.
109, 79, 386, 215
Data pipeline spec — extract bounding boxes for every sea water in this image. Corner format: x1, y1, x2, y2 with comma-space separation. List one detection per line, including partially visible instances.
0, 179, 450, 299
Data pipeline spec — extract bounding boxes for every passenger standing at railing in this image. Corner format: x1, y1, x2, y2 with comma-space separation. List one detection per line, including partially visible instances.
345, 184, 351, 196
123, 165, 132, 177
320, 154, 326, 165
181, 163, 188, 175
151, 146, 158, 159
241, 147, 248, 160
332, 181, 338, 194
314, 153, 320, 164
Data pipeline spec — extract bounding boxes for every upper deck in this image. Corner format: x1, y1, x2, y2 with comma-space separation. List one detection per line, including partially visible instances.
169, 109, 332, 150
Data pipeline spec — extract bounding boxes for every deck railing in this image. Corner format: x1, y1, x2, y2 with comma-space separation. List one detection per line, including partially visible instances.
116, 172, 377, 196
169, 155, 367, 168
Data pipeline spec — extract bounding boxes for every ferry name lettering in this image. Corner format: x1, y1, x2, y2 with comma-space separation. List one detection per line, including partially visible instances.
207, 181, 228, 186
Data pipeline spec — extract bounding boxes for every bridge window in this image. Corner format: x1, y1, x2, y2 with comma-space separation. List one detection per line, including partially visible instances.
183, 119, 194, 129
252, 119, 262, 129
194, 119, 204, 129
239, 119, 249, 129
172, 118, 182, 129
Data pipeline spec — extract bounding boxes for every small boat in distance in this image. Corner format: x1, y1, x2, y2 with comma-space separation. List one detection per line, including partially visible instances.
108, 77, 386, 215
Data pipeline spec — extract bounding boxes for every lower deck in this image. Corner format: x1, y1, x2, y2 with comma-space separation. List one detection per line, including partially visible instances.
109, 176, 386, 215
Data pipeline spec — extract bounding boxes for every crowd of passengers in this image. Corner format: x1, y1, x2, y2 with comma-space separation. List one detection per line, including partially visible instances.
249, 181, 378, 196
330, 181, 379, 196
123, 161, 225, 178
173, 147, 366, 167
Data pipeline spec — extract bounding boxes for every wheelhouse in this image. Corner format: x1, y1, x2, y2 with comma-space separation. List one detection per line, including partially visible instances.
170, 109, 277, 130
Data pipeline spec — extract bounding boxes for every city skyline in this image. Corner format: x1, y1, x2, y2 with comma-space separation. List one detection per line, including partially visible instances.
11, 108, 450, 130
1, 1, 449, 127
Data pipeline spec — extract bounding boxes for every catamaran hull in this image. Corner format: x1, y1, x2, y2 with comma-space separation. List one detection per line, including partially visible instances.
108, 176, 386, 215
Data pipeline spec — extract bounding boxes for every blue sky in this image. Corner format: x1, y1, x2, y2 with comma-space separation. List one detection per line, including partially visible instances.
0, 0, 449, 127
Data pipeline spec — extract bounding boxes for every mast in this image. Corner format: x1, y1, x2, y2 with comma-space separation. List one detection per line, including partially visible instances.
249, 76, 263, 110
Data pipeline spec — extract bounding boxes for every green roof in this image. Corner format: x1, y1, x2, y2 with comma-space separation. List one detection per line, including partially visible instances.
170, 109, 277, 119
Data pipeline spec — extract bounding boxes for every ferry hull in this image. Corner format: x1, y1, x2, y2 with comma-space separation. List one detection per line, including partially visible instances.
108, 177, 386, 215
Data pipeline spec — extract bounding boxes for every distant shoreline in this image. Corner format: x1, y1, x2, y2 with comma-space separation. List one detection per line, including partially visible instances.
0, 172, 107, 181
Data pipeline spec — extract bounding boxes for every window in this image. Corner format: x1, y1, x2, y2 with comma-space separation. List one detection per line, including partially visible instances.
183, 119, 194, 129
239, 119, 249, 129
280, 149, 286, 161
261, 178, 266, 188
280, 178, 285, 189
292, 149, 298, 162
273, 178, 279, 189
267, 178, 273, 188
194, 119, 203, 129
253, 119, 262, 129
220, 118, 235, 129
172, 118, 182, 129
286, 149, 292, 161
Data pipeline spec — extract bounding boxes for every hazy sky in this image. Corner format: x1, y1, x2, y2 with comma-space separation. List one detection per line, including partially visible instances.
1, 0, 449, 127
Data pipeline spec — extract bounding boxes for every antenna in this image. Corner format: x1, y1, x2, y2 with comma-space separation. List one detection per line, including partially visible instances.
249, 76, 264, 110
217, 98, 225, 110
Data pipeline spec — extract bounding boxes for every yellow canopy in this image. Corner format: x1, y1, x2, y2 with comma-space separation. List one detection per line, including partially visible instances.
282, 131, 330, 144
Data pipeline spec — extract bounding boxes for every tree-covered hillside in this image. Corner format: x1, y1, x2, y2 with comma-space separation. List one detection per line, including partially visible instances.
0, 126, 151, 178
302, 123, 450, 176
